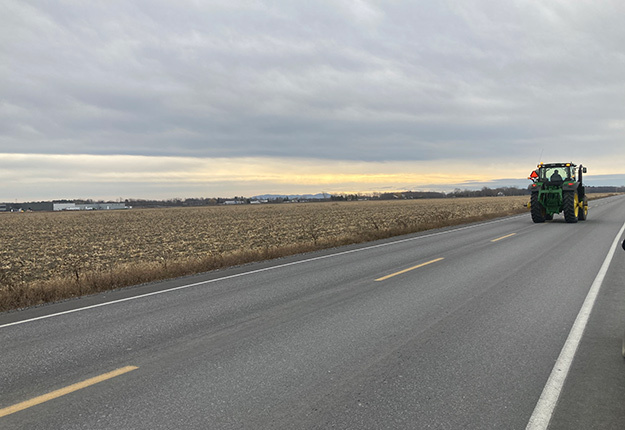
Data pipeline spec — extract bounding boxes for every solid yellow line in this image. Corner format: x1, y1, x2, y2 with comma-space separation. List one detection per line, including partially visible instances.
0, 366, 138, 418
375, 257, 444, 282
491, 233, 516, 242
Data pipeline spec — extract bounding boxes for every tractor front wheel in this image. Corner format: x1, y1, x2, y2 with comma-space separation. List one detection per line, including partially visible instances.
563, 191, 578, 223
530, 192, 545, 223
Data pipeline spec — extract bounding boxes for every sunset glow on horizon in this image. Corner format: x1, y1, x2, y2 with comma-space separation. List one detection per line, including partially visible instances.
1, 153, 623, 201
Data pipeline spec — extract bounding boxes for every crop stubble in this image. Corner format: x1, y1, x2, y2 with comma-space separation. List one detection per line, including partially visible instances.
1, 197, 529, 310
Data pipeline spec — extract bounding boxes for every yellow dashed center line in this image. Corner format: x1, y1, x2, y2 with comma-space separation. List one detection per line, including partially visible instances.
375, 257, 444, 282
0, 365, 138, 418
491, 233, 516, 242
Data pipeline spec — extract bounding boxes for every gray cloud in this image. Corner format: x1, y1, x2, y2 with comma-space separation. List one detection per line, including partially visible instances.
2, 0, 625, 163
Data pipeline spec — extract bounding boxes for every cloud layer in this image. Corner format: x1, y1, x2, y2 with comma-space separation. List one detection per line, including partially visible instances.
2, 1, 625, 199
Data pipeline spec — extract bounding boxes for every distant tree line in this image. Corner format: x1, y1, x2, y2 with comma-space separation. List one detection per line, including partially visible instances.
447, 187, 529, 198
4, 185, 623, 211
332, 187, 530, 200
331, 185, 624, 201
123, 197, 221, 208
585, 186, 625, 193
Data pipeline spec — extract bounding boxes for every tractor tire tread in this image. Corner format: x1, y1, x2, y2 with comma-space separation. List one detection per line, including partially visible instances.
563, 191, 578, 223
530, 192, 546, 223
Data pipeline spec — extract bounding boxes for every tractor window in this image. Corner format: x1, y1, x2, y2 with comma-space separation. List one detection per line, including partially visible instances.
540, 166, 575, 182
568, 168, 576, 180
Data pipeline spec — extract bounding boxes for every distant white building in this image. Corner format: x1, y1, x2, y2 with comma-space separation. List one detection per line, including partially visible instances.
77, 203, 127, 210
54, 203, 79, 211
53, 203, 128, 211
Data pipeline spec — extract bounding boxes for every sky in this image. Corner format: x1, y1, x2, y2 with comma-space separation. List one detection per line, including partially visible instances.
2, 0, 624, 201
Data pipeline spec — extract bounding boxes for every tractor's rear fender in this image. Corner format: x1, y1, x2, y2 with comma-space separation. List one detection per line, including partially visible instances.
562, 182, 579, 191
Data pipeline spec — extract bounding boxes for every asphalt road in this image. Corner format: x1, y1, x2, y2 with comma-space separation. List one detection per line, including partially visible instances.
2, 195, 625, 429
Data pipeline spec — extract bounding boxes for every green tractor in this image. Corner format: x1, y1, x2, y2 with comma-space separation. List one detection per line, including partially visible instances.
528, 162, 588, 223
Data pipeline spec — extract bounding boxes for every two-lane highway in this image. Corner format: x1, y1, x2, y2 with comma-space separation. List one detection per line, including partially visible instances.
2, 195, 625, 429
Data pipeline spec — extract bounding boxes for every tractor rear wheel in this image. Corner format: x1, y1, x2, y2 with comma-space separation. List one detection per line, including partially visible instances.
578, 195, 588, 221
563, 191, 578, 223
530, 192, 545, 223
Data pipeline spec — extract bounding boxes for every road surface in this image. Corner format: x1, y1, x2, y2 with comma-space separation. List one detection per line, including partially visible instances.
2, 195, 625, 429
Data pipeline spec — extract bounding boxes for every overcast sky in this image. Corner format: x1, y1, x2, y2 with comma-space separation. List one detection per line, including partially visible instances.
2, 0, 624, 201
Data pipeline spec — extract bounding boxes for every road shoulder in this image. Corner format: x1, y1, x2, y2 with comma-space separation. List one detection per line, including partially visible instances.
548, 249, 625, 429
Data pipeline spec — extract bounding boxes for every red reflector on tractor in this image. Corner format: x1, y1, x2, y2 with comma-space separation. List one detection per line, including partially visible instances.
568, 182, 573, 186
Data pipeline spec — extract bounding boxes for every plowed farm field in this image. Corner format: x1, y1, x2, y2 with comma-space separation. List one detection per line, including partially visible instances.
1, 197, 533, 310
2, 197, 529, 285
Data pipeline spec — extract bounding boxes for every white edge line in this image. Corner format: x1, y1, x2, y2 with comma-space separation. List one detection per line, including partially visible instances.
525, 219, 625, 430
0, 215, 523, 329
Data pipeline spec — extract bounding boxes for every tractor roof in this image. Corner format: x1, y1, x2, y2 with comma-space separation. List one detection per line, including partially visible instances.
538, 162, 577, 168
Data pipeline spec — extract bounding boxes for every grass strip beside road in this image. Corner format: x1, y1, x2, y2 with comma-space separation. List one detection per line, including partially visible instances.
0, 366, 138, 418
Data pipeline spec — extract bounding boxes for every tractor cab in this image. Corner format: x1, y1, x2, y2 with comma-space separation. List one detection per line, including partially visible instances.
534, 163, 576, 185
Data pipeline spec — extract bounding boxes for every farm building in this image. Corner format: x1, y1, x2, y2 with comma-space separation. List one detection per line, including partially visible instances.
0, 202, 129, 212
81, 203, 128, 210
54, 203, 128, 211
53, 203, 78, 211
25, 202, 55, 211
